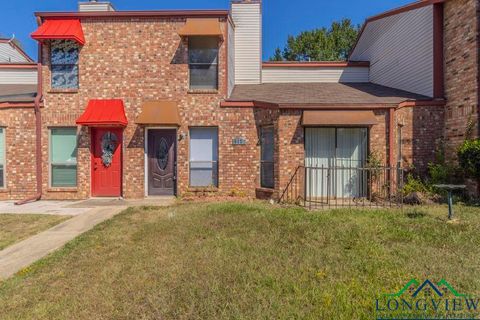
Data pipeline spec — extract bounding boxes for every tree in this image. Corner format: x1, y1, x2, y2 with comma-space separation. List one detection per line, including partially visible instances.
270, 18, 359, 61
270, 47, 284, 61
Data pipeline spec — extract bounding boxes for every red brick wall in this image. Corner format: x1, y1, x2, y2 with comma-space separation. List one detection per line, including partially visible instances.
444, 0, 479, 154
395, 106, 445, 175
0, 108, 37, 200
38, 17, 237, 199
370, 110, 389, 164
0, 11, 451, 201
277, 110, 304, 193
32, 16, 286, 200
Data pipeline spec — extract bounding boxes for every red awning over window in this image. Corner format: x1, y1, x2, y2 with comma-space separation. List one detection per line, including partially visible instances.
76, 99, 128, 127
31, 19, 86, 45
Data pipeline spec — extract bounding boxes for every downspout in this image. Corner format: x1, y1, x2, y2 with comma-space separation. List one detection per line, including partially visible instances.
388, 107, 395, 192
15, 28, 43, 205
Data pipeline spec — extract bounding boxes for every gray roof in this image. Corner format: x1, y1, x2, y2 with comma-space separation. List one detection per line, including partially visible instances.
229, 82, 429, 106
0, 84, 37, 103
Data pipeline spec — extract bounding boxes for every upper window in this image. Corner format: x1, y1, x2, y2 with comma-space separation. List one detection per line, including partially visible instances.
188, 37, 219, 90
260, 126, 274, 189
0, 128, 5, 188
189, 127, 218, 187
51, 40, 79, 89
50, 128, 78, 188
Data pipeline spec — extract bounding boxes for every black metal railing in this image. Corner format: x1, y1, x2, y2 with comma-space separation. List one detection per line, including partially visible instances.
279, 166, 404, 209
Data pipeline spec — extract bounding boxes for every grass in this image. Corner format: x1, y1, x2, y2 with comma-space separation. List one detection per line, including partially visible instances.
0, 214, 70, 251
0, 202, 479, 319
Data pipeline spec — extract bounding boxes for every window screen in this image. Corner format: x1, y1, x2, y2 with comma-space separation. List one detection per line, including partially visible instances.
188, 37, 218, 90
260, 126, 274, 188
0, 128, 4, 188
50, 128, 78, 187
189, 127, 218, 187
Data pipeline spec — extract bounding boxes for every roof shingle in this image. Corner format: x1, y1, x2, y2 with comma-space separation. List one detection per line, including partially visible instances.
0, 84, 37, 103
229, 82, 429, 106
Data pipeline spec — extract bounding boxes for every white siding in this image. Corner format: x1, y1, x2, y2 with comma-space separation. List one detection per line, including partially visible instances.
227, 20, 235, 97
0, 43, 29, 63
262, 66, 370, 83
231, 2, 262, 84
350, 6, 434, 97
0, 69, 37, 85
78, 2, 115, 12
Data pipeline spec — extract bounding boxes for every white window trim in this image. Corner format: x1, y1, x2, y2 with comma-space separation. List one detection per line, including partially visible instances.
48, 127, 79, 189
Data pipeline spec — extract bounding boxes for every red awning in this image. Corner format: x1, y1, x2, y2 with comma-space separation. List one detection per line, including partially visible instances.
31, 19, 85, 45
76, 99, 128, 127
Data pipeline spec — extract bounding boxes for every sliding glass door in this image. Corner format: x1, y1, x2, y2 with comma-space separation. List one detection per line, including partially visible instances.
305, 127, 368, 199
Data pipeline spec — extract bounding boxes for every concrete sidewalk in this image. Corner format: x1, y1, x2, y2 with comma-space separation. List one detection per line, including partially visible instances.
0, 200, 92, 216
0, 197, 176, 280
0, 206, 126, 279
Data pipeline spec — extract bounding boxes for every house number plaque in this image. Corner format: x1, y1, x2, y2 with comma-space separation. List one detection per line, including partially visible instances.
232, 137, 247, 145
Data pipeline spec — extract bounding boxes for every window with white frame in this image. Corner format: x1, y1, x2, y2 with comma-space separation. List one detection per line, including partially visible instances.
189, 127, 218, 187
188, 37, 219, 90
0, 128, 5, 188
51, 40, 79, 89
50, 128, 78, 187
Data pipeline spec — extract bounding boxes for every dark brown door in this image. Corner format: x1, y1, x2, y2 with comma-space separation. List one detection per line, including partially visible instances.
148, 129, 176, 196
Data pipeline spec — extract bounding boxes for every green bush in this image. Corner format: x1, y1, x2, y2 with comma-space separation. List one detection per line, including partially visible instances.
427, 162, 463, 185
402, 174, 427, 195
458, 139, 480, 178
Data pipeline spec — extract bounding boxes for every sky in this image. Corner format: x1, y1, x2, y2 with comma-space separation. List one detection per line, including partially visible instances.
0, 0, 413, 61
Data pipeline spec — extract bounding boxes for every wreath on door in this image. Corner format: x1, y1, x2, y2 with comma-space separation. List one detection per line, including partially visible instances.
101, 132, 118, 167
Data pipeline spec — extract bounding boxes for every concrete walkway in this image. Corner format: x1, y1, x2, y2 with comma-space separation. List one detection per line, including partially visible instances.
0, 197, 175, 280
0, 206, 126, 279
0, 200, 92, 216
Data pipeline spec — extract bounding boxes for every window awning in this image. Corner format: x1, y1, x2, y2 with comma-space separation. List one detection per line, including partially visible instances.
135, 101, 181, 126
76, 99, 128, 127
178, 18, 223, 38
31, 19, 85, 45
302, 110, 378, 126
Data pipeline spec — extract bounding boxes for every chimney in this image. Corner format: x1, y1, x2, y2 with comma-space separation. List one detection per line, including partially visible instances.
231, 0, 262, 84
78, 0, 116, 12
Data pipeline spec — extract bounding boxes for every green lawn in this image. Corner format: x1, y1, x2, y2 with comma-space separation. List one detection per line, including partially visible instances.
0, 214, 69, 251
0, 202, 479, 319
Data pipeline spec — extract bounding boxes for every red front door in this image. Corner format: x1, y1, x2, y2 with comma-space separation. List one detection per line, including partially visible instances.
91, 127, 123, 197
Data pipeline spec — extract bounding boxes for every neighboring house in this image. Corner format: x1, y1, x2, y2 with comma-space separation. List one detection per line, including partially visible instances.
0, 38, 37, 196
0, 0, 473, 201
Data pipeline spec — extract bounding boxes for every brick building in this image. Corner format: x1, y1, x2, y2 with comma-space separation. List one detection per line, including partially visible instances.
0, 0, 476, 201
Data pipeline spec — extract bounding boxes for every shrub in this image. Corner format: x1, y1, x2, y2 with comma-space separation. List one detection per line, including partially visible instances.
366, 152, 383, 181
458, 139, 480, 178
402, 174, 427, 196
427, 162, 463, 185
